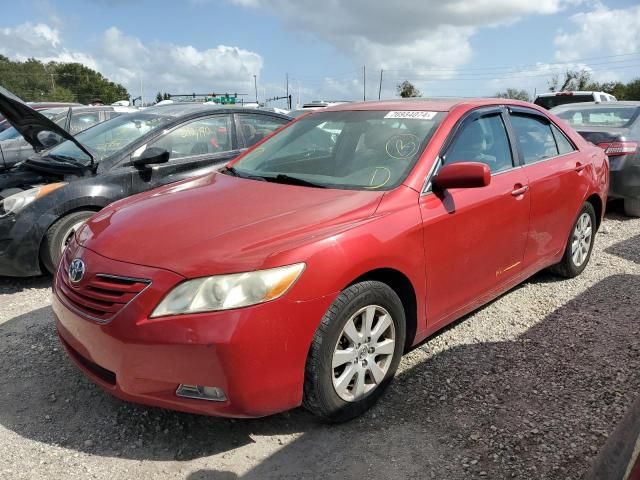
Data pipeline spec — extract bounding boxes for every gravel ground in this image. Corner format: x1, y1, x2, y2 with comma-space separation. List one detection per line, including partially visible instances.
1, 203, 639, 480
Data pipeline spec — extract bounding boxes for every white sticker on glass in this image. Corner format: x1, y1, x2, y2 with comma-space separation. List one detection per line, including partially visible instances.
384, 111, 438, 120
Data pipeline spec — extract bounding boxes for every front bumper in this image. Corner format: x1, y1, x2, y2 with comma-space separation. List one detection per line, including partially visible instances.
53, 244, 335, 418
0, 212, 46, 277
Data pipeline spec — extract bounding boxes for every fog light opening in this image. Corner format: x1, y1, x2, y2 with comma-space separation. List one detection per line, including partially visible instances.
176, 384, 227, 402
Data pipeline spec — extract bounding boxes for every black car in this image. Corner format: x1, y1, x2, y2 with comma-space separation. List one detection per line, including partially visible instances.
0, 105, 136, 171
552, 101, 640, 216
0, 90, 291, 276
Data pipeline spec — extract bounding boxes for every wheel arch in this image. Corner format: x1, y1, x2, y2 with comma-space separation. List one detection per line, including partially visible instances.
585, 193, 603, 230
347, 267, 418, 351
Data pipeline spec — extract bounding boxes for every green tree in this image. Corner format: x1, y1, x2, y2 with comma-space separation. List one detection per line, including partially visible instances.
397, 80, 422, 98
495, 88, 530, 101
0, 57, 129, 104
155, 91, 163, 103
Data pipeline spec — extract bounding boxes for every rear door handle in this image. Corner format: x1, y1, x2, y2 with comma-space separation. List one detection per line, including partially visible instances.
575, 162, 587, 172
511, 185, 529, 196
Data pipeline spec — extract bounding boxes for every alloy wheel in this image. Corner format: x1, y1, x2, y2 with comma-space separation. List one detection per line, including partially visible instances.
331, 305, 396, 402
571, 212, 593, 267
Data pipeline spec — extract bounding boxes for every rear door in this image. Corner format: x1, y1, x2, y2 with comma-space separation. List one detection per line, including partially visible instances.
127, 114, 239, 193
420, 107, 531, 326
506, 107, 587, 268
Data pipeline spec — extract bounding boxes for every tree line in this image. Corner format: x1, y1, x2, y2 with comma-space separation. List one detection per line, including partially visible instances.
397, 70, 640, 102
0, 56, 129, 104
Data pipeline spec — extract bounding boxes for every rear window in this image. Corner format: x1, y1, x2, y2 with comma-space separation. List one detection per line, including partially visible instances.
555, 106, 639, 128
534, 94, 595, 110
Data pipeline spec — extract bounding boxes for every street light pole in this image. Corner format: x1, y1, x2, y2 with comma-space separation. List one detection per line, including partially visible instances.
253, 75, 258, 104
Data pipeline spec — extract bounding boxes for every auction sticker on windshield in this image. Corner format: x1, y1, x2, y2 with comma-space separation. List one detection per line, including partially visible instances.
384, 111, 438, 120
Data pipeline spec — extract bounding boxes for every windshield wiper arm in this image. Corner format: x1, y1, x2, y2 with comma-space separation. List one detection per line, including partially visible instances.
269, 174, 326, 188
220, 166, 267, 181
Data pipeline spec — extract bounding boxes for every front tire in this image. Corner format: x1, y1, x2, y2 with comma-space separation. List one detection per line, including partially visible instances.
624, 198, 640, 217
550, 202, 596, 278
303, 281, 406, 422
40, 210, 95, 274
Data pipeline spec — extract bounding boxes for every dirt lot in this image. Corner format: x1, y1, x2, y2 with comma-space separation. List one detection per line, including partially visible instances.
1, 205, 639, 480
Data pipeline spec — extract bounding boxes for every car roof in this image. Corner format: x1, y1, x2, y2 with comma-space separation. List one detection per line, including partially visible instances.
551, 101, 640, 111
142, 103, 290, 118
323, 98, 536, 113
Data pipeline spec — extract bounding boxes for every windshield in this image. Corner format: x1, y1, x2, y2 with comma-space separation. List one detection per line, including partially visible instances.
45, 112, 174, 164
230, 110, 444, 190
555, 106, 639, 128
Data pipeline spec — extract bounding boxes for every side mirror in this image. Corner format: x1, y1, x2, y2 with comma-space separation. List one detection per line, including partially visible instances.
432, 162, 491, 190
132, 147, 170, 167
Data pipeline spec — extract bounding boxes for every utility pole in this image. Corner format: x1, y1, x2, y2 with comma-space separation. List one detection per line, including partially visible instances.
378, 69, 383, 100
253, 74, 258, 104
363, 65, 366, 101
140, 74, 144, 107
286, 73, 289, 106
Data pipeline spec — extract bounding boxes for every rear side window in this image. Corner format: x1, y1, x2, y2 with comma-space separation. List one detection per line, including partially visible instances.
237, 114, 288, 148
70, 112, 101, 134
444, 114, 514, 173
550, 124, 575, 155
509, 114, 558, 164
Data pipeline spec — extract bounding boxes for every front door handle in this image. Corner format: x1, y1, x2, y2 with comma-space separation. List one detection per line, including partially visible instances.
511, 185, 529, 196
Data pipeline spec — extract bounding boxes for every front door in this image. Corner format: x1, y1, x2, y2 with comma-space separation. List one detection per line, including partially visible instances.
419, 108, 531, 327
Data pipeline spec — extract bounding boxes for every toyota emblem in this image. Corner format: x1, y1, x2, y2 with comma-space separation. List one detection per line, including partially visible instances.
68, 258, 85, 284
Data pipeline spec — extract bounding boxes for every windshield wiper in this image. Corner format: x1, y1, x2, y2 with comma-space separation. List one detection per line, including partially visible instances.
44, 154, 88, 168
220, 166, 267, 182
267, 174, 326, 188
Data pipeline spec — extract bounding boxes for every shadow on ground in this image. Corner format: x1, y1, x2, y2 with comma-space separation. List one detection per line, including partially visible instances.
0, 275, 50, 295
0, 268, 639, 477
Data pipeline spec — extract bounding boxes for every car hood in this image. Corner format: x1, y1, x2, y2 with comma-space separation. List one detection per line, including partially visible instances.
0, 87, 93, 162
77, 172, 384, 277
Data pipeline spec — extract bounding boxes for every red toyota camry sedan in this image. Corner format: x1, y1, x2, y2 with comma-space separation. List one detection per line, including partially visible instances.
53, 99, 608, 422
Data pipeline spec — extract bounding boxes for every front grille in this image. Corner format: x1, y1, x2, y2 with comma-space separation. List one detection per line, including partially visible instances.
57, 248, 150, 323
60, 336, 116, 385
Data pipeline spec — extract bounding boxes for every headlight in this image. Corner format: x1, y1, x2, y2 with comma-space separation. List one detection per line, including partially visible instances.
0, 183, 66, 218
150, 263, 305, 317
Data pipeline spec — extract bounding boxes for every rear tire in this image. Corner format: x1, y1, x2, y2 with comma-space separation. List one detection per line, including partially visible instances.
550, 202, 596, 278
624, 198, 640, 217
40, 211, 95, 274
303, 281, 406, 422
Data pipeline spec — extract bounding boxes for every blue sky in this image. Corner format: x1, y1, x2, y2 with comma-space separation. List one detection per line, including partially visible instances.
1, 0, 639, 106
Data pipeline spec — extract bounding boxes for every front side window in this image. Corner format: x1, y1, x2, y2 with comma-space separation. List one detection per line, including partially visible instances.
443, 114, 513, 173
237, 114, 288, 148
230, 110, 445, 190
510, 114, 558, 164
150, 115, 232, 160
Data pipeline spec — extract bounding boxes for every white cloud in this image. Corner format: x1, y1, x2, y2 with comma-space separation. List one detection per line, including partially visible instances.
0, 22, 264, 101
554, 4, 640, 61
229, 0, 580, 72
0, 22, 97, 68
